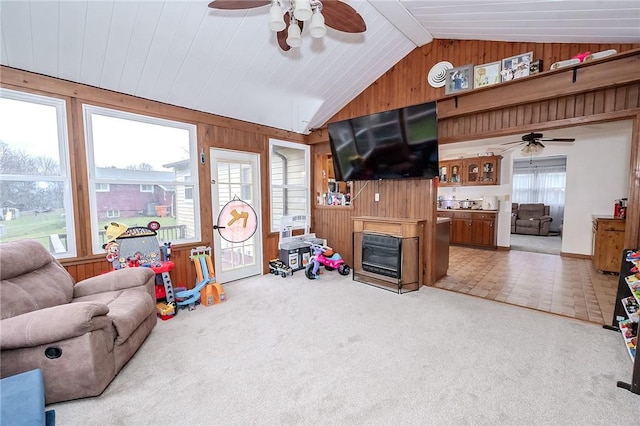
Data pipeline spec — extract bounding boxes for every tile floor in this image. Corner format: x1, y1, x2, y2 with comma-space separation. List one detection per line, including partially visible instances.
434, 246, 619, 325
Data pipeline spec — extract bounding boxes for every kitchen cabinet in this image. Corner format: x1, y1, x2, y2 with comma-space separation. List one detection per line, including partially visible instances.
592, 216, 626, 273
437, 210, 497, 249
438, 159, 464, 186
438, 155, 502, 187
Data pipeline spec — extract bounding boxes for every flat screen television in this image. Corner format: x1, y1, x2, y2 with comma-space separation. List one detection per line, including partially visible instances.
327, 101, 438, 181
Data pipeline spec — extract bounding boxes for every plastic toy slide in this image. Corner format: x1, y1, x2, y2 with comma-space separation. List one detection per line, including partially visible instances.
175, 247, 216, 309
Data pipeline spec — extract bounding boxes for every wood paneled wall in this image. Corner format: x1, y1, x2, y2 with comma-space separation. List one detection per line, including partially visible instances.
3, 40, 639, 287
326, 40, 639, 123
1, 66, 299, 287
311, 41, 640, 286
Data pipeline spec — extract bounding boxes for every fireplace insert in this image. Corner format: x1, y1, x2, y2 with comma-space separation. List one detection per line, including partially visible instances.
361, 233, 401, 278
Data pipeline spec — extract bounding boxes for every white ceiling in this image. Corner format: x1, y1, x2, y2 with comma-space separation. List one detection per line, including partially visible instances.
1, 0, 639, 135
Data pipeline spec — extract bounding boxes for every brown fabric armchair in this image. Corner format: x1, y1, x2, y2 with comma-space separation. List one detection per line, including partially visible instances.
0, 239, 157, 404
512, 203, 553, 236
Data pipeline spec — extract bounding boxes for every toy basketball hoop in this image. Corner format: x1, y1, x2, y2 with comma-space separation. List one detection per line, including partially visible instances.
214, 195, 258, 243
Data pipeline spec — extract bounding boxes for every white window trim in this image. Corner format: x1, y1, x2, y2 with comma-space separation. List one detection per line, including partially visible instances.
96, 183, 110, 192
83, 104, 200, 254
140, 184, 154, 193
184, 185, 194, 202
269, 138, 310, 233
0, 88, 77, 258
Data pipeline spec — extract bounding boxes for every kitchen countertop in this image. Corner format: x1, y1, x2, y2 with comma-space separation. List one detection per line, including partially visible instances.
437, 208, 498, 213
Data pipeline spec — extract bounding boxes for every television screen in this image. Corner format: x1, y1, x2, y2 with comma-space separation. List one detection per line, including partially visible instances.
328, 101, 438, 181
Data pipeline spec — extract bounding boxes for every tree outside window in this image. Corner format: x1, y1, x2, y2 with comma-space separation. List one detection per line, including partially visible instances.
0, 89, 76, 257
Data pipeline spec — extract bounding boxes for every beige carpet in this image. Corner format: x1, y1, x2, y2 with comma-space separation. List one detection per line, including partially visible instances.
48, 272, 639, 425
510, 233, 562, 255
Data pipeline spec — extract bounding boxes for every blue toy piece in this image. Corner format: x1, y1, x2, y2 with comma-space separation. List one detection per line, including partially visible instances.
175, 246, 215, 310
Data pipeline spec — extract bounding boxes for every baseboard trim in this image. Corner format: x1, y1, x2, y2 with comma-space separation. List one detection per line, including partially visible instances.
497, 245, 511, 251
560, 252, 591, 259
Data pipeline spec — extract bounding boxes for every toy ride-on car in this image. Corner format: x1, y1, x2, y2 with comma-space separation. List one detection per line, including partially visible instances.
305, 243, 350, 280
269, 259, 294, 278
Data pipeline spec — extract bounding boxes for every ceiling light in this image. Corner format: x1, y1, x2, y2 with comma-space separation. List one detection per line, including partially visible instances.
309, 7, 326, 38
286, 19, 302, 48
271, 0, 326, 48
521, 143, 543, 155
269, 1, 286, 32
293, 0, 313, 21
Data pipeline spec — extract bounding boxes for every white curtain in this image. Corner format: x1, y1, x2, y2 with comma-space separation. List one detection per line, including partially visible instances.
513, 160, 566, 232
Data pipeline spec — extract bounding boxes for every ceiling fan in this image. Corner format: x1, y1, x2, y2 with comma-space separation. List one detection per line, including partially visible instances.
500, 132, 576, 155
207, 0, 366, 51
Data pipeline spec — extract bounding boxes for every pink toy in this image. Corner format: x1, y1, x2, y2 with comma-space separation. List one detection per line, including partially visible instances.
572, 51, 590, 62
305, 242, 351, 279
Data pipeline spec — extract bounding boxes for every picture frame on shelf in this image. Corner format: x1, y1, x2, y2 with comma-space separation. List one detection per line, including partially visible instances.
529, 59, 543, 75
473, 61, 502, 88
501, 51, 534, 82
445, 64, 473, 95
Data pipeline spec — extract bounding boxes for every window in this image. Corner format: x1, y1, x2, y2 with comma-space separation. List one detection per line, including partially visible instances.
96, 183, 110, 192
182, 175, 194, 201
269, 139, 310, 232
184, 187, 194, 201
84, 105, 200, 253
0, 89, 76, 257
513, 156, 567, 232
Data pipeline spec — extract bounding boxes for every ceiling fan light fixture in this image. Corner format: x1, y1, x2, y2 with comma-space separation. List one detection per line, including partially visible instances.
309, 9, 326, 38
269, 2, 286, 32
521, 143, 543, 155
286, 19, 302, 48
293, 0, 313, 21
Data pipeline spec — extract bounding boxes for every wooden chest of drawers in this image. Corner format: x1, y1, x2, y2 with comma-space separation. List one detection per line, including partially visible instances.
591, 216, 626, 273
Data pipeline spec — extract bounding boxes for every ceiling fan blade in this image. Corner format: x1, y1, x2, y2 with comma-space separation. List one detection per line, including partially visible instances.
540, 138, 576, 142
208, 0, 270, 9
277, 30, 291, 51
500, 140, 524, 145
322, 0, 366, 33
497, 144, 521, 153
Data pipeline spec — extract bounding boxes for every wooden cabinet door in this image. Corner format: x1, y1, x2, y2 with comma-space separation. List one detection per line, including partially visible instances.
453, 218, 473, 244
464, 159, 480, 184
438, 160, 450, 185
449, 160, 464, 185
472, 219, 495, 247
592, 218, 626, 272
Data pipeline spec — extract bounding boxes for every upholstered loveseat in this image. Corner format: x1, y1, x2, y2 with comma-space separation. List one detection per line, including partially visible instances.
511, 203, 553, 236
0, 239, 157, 404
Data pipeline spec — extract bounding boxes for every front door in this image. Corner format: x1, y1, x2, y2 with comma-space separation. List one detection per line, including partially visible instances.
210, 149, 262, 283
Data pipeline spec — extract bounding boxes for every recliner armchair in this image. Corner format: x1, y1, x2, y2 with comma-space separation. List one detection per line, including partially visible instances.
511, 203, 553, 236
0, 239, 157, 404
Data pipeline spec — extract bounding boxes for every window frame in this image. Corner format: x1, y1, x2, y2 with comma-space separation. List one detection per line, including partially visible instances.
269, 138, 310, 233
140, 184, 154, 193
83, 104, 200, 254
0, 88, 77, 258
96, 183, 110, 192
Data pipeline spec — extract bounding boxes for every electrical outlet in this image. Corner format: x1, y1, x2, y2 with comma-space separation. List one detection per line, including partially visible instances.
374, 193, 380, 202
504, 194, 511, 201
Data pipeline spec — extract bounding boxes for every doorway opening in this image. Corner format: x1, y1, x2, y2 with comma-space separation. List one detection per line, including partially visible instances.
509, 155, 566, 256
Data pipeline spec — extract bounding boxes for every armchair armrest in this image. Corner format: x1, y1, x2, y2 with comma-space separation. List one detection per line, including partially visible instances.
540, 215, 552, 223
0, 302, 111, 350
73, 267, 155, 299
